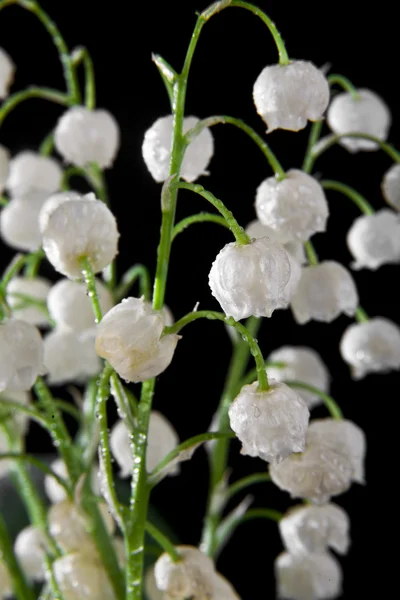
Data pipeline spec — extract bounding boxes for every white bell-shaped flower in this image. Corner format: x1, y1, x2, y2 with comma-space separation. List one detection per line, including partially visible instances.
291, 261, 359, 324
38, 190, 82, 233
253, 61, 329, 133
275, 551, 342, 600
211, 572, 241, 599
0, 47, 15, 99
142, 115, 214, 183
347, 209, 400, 270
0, 388, 31, 435
0, 559, 12, 599
340, 317, 400, 379
7, 276, 51, 326
0, 145, 10, 193
308, 418, 366, 484
279, 503, 350, 556
95, 297, 180, 382
255, 170, 329, 243
14, 526, 48, 581
154, 546, 216, 599
47, 278, 114, 331
382, 163, 400, 211
327, 89, 391, 152
44, 458, 100, 504
48, 499, 114, 554
266, 347, 330, 409
0, 319, 44, 392
52, 552, 116, 600
0, 191, 49, 251
42, 193, 119, 279
228, 380, 309, 463
208, 238, 293, 320
55, 106, 120, 168
245, 219, 307, 264
6, 151, 62, 197
270, 426, 354, 504
110, 411, 179, 477
43, 328, 101, 385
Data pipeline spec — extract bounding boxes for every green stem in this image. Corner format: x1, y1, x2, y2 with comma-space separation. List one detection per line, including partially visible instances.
284, 380, 343, 419
43, 554, 65, 600
145, 521, 181, 562
70, 46, 96, 109
0, 87, 69, 126
312, 132, 400, 164
172, 212, 230, 240
200, 316, 261, 555
240, 360, 286, 387
0, 0, 80, 103
115, 264, 152, 302
39, 131, 55, 156
80, 256, 102, 323
229, 1, 289, 64
24, 248, 45, 278
302, 120, 323, 173
0, 453, 71, 497
1, 254, 27, 289
304, 240, 319, 265
0, 398, 50, 429
176, 182, 250, 245
110, 372, 137, 430
186, 115, 286, 179
226, 473, 271, 501
321, 180, 375, 215
328, 74, 359, 99
0, 514, 35, 600
355, 306, 369, 323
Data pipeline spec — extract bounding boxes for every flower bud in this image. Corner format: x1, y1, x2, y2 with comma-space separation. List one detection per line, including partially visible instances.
0, 319, 44, 392
208, 238, 293, 320
0, 145, 10, 193
42, 194, 119, 279
52, 552, 116, 600
55, 106, 120, 169
38, 190, 82, 233
43, 328, 101, 385
228, 380, 309, 463
110, 411, 179, 477
0, 388, 31, 435
7, 276, 51, 326
14, 526, 48, 581
95, 297, 180, 382
154, 545, 215, 599
48, 278, 114, 331
6, 151, 62, 197
347, 209, 400, 270
279, 503, 350, 556
255, 170, 328, 243
340, 317, 400, 379
290, 261, 358, 324
382, 163, 400, 211
0, 47, 15, 99
327, 89, 391, 152
0, 559, 12, 598
44, 458, 100, 504
142, 115, 214, 182
275, 552, 342, 600
0, 192, 49, 251
270, 426, 354, 504
253, 61, 329, 133
266, 346, 330, 409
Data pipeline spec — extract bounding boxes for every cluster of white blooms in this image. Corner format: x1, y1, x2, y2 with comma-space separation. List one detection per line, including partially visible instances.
95, 297, 180, 382
142, 115, 214, 182
347, 209, 400, 270
110, 410, 179, 477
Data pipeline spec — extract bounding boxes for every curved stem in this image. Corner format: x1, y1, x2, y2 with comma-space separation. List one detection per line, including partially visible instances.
0, 87, 69, 127
0, 453, 71, 497
284, 380, 343, 419
176, 182, 250, 245
145, 521, 181, 562
302, 120, 323, 173
0, 514, 35, 600
328, 74, 359, 99
312, 132, 400, 163
39, 131, 55, 156
240, 360, 286, 387
115, 264, 152, 302
226, 473, 271, 502
186, 115, 286, 179
355, 306, 369, 323
172, 212, 230, 240
229, 1, 289, 64
321, 180, 375, 215
71, 46, 96, 109
0, 398, 50, 429
304, 240, 319, 265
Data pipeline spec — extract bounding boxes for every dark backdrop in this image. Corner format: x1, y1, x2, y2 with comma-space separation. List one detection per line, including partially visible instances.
0, 1, 398, 598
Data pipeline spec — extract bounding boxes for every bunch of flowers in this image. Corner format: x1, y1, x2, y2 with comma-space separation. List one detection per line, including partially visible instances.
0, 1, 398, 598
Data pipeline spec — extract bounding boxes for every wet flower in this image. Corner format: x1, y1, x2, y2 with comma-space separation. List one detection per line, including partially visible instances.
154, 545, 215, 599
52, 552, 116, 600
346, 209, 400, 269
275, 551, 342, 600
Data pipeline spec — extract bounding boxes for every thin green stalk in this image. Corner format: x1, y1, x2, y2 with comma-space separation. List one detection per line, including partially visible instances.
226, 473, 271, 502
200, 316, 261, 555
215, 507, 282, 556
1, 254, 26, 287
0, 196, 8, 207
176, 182, 250, 245
172, 212, 230, 240
312, 132, 400, 164
355, 306, 369, 322
240, 360, 286, 387
39, 131, 55, 156
110, 371, 137, 430
285, 380, 343, 419
71, 46, 96, 109
328, 74, 359, 99
0, 87, 69, 126
186, 115, 286, 179
0, 453, 71, 498
145, 521, 181, 562
80, 256, 102, 323
115, 264, 152, 302
302, 119, 323, 173
0, 514, 35, 600
43, 554, 65, 600
0, 398, 50, 429
304, 240, 319, 265
321, 180, 375, 215
24, 249, 45, 278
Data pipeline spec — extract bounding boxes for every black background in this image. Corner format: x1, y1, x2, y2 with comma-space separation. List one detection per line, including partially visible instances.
1, 1, 398, 598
